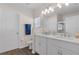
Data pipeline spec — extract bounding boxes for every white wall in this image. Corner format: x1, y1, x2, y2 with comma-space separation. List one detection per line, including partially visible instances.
0, 6, 34, 50
6, 5, 34, 48
5, 6, 34, 48
0, 7, 19, 53
7, 6, 34, 48
19, 13, 34, 48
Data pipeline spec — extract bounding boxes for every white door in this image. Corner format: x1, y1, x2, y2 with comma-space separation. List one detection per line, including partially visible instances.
0, 9, 19, 53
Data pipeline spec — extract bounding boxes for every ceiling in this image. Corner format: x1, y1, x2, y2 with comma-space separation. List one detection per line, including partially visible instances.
0, 3, 51, 16
0, 3, 79, 16
34, 3, 79, 16
0, 3, 50, 11
55, 3, 79, 15
5, 3, 46, 9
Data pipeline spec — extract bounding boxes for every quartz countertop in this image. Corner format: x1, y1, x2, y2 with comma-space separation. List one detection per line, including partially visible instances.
35, 34, 79, 44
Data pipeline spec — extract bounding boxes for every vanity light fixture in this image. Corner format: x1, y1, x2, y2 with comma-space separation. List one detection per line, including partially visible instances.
41, 3, 69, 16
57, 4, 62, 8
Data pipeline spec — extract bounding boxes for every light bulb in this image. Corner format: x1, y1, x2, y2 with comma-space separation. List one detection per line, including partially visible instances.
41, 11, 44, 14
47, 10, 50, 13
49, 7, 52, 10
57, 4, 62, 8
49, 7, 54, 12
45, 9, 48, 12
45, 9, 50, 14
41, 11, 46, 15
65, 3, 69, 6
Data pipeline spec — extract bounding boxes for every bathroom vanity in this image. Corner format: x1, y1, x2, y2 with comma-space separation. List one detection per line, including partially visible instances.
32, 34, 79, 55
32, 9, 79, 55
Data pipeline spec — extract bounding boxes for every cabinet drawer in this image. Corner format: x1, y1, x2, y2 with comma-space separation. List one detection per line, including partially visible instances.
35, 36, 47, 55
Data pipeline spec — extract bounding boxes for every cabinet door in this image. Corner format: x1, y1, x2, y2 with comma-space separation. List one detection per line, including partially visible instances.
40, 37, 46, 55
35, 36, 41, 54
47, 39, 58, 55
62, 48, 78, 55
35, 36, 47, 55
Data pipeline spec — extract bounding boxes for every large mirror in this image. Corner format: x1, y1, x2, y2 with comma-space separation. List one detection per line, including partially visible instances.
64, 14, 79, 37
56, 3, 79, 37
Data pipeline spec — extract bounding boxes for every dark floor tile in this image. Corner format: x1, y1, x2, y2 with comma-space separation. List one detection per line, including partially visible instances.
0, 47, 35, 55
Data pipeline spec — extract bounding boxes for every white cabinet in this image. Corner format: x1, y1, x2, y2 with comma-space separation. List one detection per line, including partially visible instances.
47, 38, 79, 55
34, 35, 79, 55
47, 39, 63, 55
40, 37, 47, 55
35, 36, 41, 54
62, 48, 78, 55
47, 39, 58, 55
35, 36, 46, 55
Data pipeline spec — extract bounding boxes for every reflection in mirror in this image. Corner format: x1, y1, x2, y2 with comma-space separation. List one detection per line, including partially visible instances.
64, 15, 79, 38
